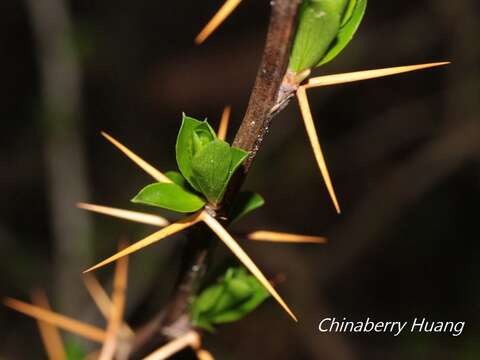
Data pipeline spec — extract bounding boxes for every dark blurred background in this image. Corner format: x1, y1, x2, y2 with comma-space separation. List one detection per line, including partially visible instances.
1, 0, 479, 359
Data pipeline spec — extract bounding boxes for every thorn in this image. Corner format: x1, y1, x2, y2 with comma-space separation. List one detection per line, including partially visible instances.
3, 297, 107, 343
98, 242, 129, 360
143, 331, 201, 360
83, 212, 203, 273
83, 274, 114, 319
195, 0, 243, 44
217, 105, 231, 141
305, 62, 450, 89
83, 274, 134, 337
101, 132, 171, 183
247, 231, 327, 244
77, 202, 170, 227
200, 211, 298, 322
197, 349, 215, 360
31, 290, 66, 360
296, 86, 341, 214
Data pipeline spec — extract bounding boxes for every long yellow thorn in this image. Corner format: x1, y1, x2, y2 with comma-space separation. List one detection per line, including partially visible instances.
3, 297, 107, 343
195, 0, 243, 44
197, 349, 215, 360
101, 132, 171, 183
305, 62, 450, 89
201, 212, 298, 322
99, 242, 129, 360
143, 331, 201, 360
77, 202, 170, 227
247, 230, 327, 244
83, 274, 134, 336
84, 212, 202, 273
83, 274, 113, 319
217, 105, 231, 141
31, 290, 66, 360
297, 86, 341, 214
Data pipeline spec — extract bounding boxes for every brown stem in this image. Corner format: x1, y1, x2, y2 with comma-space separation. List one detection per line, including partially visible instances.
130, 1, 300, 356
231, 0, 300, 170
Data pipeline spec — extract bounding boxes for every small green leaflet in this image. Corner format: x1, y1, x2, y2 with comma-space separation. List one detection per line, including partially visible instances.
217, 146, 249, 205
288, 0, 367, 73
165, 170, 188, 188
175, 114, 248, 206
191, 267, 270, 332
132, 182, 205, 213
289, 0, 349, 73
318, 0, 367, 66
341, 0, 357, 27
175, 114, 216, 192
191, 139, 232, 205
229, 191, 265, 223
65, 337, 87, 360
227, 147, 249, 189
192, 121, 217, 154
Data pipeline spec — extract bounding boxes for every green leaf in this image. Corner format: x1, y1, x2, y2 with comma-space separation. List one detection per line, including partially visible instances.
216, 146, 249, 201
209, 282, 269, 324
289, 0, 349, 73
65, 337, 87, 360
227, 277, 254, 299
192, 122, 216, 154
165, 170, 188, 188
190, 267, 271, 331
318, 0, 367, 66
175, 115, 248, 205
175, 114, 216, 191
132, 182, 205, 213
229, 191, 265, 222
191, 284, 224, 317
341, 0, 357, 26
191, 139, 232, 205
227, 147, 248, 182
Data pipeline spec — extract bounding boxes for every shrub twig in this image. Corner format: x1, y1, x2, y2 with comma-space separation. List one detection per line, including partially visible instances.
131, 0, 301, 355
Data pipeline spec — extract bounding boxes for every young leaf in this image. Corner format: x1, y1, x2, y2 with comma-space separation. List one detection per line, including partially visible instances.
190, 267, 271, 331
132, 182, 205, 213
175, 115, 247, 205
175, 114, 216, 191
225, 277, 253, 299
229, 147, 249, 174
165, 170, 188, 188
229, 191, 265, 222
289, 0, 349, 73
209, 278, 269, 324
65, 337, 87, 360
341, 0, 356, 26
192, 122, 216, 153
227, 147, 248, 182
318, 0, 367, 66
216, 146, 249, 201
191, 284, 225, 317
191, 139, 232, 204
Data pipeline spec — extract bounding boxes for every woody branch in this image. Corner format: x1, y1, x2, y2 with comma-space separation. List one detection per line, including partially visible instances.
130, 0, 300, 356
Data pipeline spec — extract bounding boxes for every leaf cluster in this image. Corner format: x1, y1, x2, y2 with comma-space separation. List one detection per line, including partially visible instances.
132, 114, 262, 218
190, 267, 271, 332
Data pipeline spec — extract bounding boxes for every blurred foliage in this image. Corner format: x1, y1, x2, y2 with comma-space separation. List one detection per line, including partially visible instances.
191, 267, 270, 332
